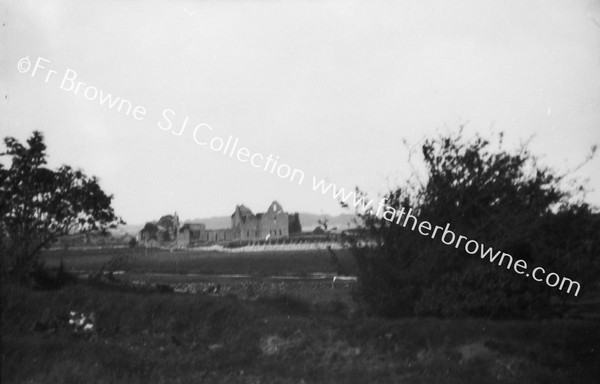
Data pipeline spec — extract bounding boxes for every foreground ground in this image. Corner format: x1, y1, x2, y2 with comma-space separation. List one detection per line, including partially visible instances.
2, 279, 599, 384
41, 247, 357, 276
41, 247, 359, 308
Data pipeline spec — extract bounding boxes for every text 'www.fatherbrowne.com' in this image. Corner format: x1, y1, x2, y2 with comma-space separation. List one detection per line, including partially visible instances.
369, 198, 581, 297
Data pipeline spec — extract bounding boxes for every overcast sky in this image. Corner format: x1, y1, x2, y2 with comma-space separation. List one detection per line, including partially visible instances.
1, 0, 599, 224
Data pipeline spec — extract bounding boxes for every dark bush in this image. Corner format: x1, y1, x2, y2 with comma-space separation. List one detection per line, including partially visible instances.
30, 261, 78, 290
347, 130, 599, 318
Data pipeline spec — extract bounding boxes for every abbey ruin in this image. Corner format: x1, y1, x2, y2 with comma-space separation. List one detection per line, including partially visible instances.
140, 201, 301, 246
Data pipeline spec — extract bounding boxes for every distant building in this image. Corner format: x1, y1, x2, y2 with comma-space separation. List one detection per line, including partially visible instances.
140, 212, 180, 245
231, 201, 289, 241
176, 222, 206, 246
140, 201, 297, 246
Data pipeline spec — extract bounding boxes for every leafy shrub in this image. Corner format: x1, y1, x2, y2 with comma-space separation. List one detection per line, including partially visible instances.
30, 261, 78, 290
347, 130, 599, 318
0, 131, 122, 281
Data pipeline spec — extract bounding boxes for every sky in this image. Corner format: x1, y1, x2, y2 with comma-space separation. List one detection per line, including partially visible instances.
1, 0, 599, 225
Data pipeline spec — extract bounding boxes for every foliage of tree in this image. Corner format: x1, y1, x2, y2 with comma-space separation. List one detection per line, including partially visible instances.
313, 226, 325, 235
288, 212, 302, 234
140, 222, 159, 241
347, 130, 599, 318
128, 236, 138, 248
0, 131, 123, 281
318, 218, 329, 231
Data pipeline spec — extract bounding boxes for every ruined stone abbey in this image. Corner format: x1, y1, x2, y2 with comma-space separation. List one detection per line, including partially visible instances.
140, 201, 300, 246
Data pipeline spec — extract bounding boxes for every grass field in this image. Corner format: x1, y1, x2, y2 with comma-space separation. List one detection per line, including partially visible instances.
41, 247, 357, 276
2, 281, 599, 384
2, 247, 597, 383
41, 247, 359, 310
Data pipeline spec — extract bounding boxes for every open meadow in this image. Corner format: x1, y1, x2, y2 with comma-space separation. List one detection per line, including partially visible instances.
3, 278, 599, 384
0, 247, 596, 383
41, 246, 359, 309
41, 247, 357, 276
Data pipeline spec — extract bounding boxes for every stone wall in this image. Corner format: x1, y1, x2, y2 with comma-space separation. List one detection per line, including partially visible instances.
231, 201, 289, 241
257, 201, 289, 240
